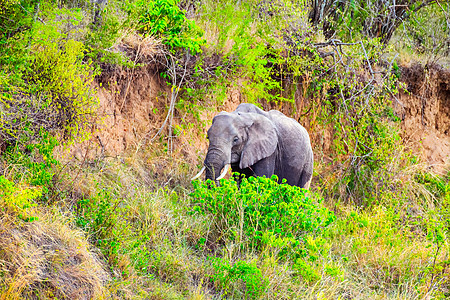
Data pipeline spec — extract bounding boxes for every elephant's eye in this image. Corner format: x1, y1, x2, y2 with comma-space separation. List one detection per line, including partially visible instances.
233, 137, 239, 143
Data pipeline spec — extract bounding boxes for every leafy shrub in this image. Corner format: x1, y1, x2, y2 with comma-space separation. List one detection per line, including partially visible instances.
197, 0, 287, 104
309, 1, 443, 45
190, 175, 335, 258
84, 1, 126, 65
402, 4, 450, 57
292, 258, 320, 284
0, 176, 41, 221
26, 39, 99, 140
76, 187, 129, 265
296, 36, 407, 205
337, 117, 405, 205
128, 0, 205, 54
0, 0, 34, 79
0, 2, 99, 144
209, 257, 269, 299
1, 48, 97, 144
3, 131, 58, 197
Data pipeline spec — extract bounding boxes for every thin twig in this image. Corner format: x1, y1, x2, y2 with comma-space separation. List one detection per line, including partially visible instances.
135, 50, 190, 155
19, 2, 45, 24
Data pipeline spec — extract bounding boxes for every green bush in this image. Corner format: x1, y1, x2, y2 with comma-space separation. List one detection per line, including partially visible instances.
292, 258, 320, 284
26, 39, 99, 140
209, 257, 269, 299
196, 0, 288, 104
190, 175, 335, 258
3, 131, 58, 197
76, 187, 129, 265
403, 4, 450, 57
1, 2, 99, 143
0, 0, 35, 80
128, 0, 205, 54
0, 175, 41, 222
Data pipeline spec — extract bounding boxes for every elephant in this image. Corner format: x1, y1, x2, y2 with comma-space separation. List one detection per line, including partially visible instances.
192, 103, 314, 188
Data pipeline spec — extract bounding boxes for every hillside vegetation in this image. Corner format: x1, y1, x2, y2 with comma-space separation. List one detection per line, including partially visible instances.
0, 0, 449, 299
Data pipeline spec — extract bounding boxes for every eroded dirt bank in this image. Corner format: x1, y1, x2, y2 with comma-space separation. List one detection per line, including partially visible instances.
395, 63, 450, 170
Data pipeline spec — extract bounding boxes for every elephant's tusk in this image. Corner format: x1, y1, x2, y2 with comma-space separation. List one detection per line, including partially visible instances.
191, 166, 206, 180
216, 164, 230, 180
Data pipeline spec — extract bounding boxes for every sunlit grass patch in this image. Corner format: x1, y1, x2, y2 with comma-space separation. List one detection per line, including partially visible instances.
0, 178, 110, 299
327, 204, 450, 298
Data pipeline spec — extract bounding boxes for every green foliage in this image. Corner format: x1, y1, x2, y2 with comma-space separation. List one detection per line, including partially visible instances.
398, 3, 450, 57
84, 1, 127, 65
326, 2, 377, 41
186, 2, 406, 210
3, 131, 58, 197
128, 0, 205, 54
310, 1, 442, 45
292, 258, 320, 283
339, 118, 403, 204
303, 37, 407, 205
0, 1, 99, 143
190, 175, 335, 258
0, 0, 449, 298
75, 183, 182, 281
197, 0, 288, 104
76, 186, 130, 265
0, 176, 41, 221
0, 0, 20, 16
0, 0, 35, 82
1, 1, 87, 79
26, 39, 99, 140
209, 257, 269, 299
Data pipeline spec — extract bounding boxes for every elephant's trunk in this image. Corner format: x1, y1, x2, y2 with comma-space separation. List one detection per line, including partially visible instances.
205, 162, 223, 182
204, 148, 229, 182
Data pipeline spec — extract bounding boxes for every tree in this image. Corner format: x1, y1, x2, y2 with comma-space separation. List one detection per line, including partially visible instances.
308, 0, 447, 44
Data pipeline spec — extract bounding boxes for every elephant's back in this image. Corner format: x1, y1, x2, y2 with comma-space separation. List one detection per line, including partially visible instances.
271, 114, 313, 171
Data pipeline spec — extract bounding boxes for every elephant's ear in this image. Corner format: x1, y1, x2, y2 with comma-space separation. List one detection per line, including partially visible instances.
239, 113, 277, 169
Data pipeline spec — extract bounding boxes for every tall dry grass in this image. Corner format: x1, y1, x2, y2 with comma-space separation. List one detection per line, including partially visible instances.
0, 206, 110, 299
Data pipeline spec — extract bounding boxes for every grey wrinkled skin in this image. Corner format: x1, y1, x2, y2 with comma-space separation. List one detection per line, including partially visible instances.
202, 103, 313, 188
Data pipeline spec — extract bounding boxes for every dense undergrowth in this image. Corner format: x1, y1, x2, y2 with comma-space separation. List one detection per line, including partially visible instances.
1, 0, 449, 299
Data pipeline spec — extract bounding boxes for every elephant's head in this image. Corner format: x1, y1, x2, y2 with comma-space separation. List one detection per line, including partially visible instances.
193, 111, 277, 183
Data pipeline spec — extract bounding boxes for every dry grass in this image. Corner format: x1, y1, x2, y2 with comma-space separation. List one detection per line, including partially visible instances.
0, 207, 110, 299
120, 32, 164, 62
